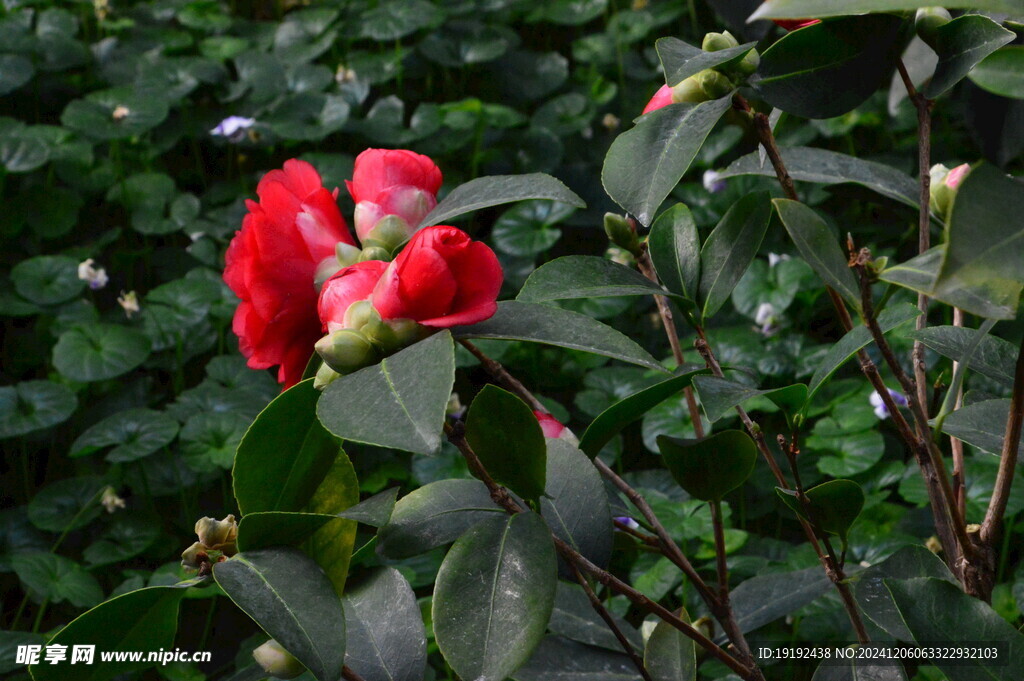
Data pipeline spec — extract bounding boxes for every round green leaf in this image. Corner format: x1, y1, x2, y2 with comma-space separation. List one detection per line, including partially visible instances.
61, 87, 169, 140
657, 430, 757, 501
27, 476, 103, 532
0, 380, 77, 439
777, 479, 865, 549
491, 200, 572, 257
180, 411, 251, 472
83, 516, 160, 566
432, 512, 557, 681
0, 54, 34, 95
11, 255, 84, 305
969, 45, 1024, 100
11, 552, 103, 608
71, 408, 178, 462
53, 323, 152, 382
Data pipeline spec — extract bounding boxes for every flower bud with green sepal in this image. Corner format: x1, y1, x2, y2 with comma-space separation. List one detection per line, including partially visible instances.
671, 76, 709, 104
915, 7, 952, 49
702, 30, 739, 52
313, 362, 341, 390
603, 212, 641, 255
696, 69, 735, 99
929, 162, 970, 219
359, 246, 391, 262
359, 214, 413, 254
253, 640, 306, 680
315, 328, 379, 374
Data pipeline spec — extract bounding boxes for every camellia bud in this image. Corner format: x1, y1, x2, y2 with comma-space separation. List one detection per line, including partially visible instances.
670, 76, 709, 104
336, 242, 362, 268
360, 215, 412, 254
358, 246, 391, 263
696, 69, 734, 99
735, 48, 760, 76
365, 317, 423, 353
915, 7, 952, 49
314, 256, 344, 291
315, 328, 377, 374
702, 30, 739, 52
603, 213, 641, 255
929, 162, 970, 218
253, 640, 305, 680
313, 362, 341, 390
195, 514, 238, 555
343, 299, 377, 331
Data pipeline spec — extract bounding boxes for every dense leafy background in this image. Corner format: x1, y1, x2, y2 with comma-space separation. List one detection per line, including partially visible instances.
2, 1, 1024, 681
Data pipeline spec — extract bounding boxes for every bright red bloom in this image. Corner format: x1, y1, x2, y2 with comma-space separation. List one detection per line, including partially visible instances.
224, 159, 355, 388
346, 149, 443, 242
534, 411, 566, 439
372, 225, 502, 328
642, 84, 674, 115
773, 18, 820, 30
318, 260, 389, 333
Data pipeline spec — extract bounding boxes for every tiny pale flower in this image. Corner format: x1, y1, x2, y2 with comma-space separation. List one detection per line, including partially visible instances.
703, 169, 727, 193
78, 258, 109, 290
601, 113, 620, 131
101, 486, 126, 513
869, 388, 908, 419
117, 290, 140, 318
111, 105, 130, 121
335, 65, 358, 84
211, 116, 256, 142
614, 516, 640, 530
768, 252, 790, 268
754, 302, 778, 336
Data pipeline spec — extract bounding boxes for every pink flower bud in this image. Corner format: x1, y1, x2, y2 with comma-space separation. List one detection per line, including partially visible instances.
534, 411, 566, 439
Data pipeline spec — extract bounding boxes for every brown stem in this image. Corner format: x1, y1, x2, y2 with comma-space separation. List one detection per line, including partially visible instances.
444, 423, 761, 681
342, 666, 367, 681
459, 339, 546, 412
951, 307, 967, 522
981, 336, 1024, 543
710, 499, 730, 603
572, 566, 652, 681
636, 248, 705, 438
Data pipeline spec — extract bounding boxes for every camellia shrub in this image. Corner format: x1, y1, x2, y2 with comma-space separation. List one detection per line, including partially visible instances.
4, 1, 1024, 681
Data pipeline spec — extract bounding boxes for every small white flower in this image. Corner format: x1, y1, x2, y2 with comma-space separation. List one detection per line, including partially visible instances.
335, 65, 358, 84
601, 113, 620, 131
78, 259, 109, 290
210, 116, 256, 142
111, 105, 130, 121
869, 388, 908, 420
614, 516, 640, 530
117, 290, 140, 318
768, 252, 790, 268
754, 302, 779, 335
703, 169, 727, 193
101, 486, 126, 513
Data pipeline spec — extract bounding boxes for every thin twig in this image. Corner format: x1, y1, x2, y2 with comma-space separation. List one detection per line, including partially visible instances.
710, 499, 730, 603
459, 339, 546, 412
572, 566, 652, 681
981, 336, 1024, 542
342, 666, 368, 681
951, 307, 967, 522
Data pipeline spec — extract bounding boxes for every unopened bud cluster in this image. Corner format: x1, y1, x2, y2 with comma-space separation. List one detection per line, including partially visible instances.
315, 301, 423, 381
669, 31, 760, 106
915, 7, 952, 50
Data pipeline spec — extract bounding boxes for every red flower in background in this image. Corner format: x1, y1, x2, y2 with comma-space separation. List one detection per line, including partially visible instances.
642, 84, 674, 115
347, 149, 443, 243
534, 411, 567, 439
373, 225, 503, 328
773, 18, 820, 30
224, 159, 355, 388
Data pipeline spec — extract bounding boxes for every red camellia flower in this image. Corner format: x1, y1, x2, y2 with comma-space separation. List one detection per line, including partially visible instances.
372, 225, 502, 328
224, 159, 356, 388
318, 260, 389, 333
346, 149, 443, 243
534, 411, 567, 439
642, 84, 674, 115
773, 18, 820, 30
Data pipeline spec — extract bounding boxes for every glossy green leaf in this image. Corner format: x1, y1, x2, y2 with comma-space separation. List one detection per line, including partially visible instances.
924, 15, 1015, 98
721, 147, 919, 209
656, 38, 757, 88
83, 516, 159, 567
338, 487, 399, 527
235, 379, 342, 514
52, 324, 151, 382
71, 408, 178, 462
301, 450, 359, 595
529, 0, 608, 26
492, 200, 573, 257
11, 255, 84, 305
657, 430, 757, 501
774, 199, 861, 312
699, 191, 773, 319
359, 0, 442, 41
852, 545, 958, 641
29, 583, 193, 681
778, 479, 865, 550
579, 368, 706, 458
807, 417, 884, 477
466, 385, 547, 502
432, 513, 557, 681
512, 636, 638, 681
602, 96, 733, 227
0, 380, 77, 439
649, 203, 701, 300
548, 582, 642, 652
61, 87, 169, 141
542, 440, 612, 574
938, 398, 1024, 456
455, 301, 666, 372
751, 0, 1021, 20
692, 376, 807, 422
12, 552, 103, 608
343, 567, 427, 681
517, 256, 669, 303
317, 332, 455, 455
0, 55, 34, 95
807, 303, 922, 403
752, 15, 904, 119
910, 326, 1018, 388
645, 608, 697, 681
811, 661, 908, 681
377, 479, 504, 559
236, 512, 335, 552
939, 165, 1024, 296
418, 174, 585, 229
214, 549, 346, 681
969, 46, 1024, 99
885, 577, 1024, 680
27, 476, 102, 532
723, 566, 832, 638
